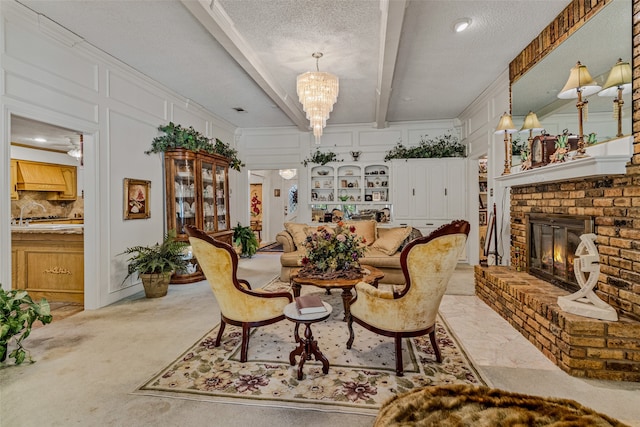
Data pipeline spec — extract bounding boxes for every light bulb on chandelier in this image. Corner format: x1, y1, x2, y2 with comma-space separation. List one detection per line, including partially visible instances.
297, 52, 339, 145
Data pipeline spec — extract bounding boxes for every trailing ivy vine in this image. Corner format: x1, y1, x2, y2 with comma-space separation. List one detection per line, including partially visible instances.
384, 132, 466, 161
301, 149, 342, 167
146, 122, 244, 171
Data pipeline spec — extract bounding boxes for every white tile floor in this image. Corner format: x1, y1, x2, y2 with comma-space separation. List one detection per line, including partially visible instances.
439, 288, 640, 426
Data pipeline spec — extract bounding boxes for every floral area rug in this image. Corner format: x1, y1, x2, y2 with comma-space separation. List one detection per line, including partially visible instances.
134, 279, 485, 415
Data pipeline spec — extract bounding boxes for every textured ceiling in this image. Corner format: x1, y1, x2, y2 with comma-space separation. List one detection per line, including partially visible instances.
13, 0, 579, 141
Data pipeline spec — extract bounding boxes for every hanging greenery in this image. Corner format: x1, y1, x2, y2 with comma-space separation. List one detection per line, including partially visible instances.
301, 149, 342, 167
384, 132, 466, 161
146, 122, 244, 171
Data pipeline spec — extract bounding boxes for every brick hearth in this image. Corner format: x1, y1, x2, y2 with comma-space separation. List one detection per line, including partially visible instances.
475, 266, 640, 382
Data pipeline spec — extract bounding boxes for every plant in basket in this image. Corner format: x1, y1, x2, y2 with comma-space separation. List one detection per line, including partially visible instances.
299, 222, 367, 280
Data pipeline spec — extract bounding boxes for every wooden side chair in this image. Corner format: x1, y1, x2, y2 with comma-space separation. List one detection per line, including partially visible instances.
185, 225, 292, 362
347, 220, 470, 376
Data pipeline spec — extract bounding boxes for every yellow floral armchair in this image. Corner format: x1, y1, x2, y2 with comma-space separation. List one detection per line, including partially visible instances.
346, 220, 470, 376
185, 225, 293, 362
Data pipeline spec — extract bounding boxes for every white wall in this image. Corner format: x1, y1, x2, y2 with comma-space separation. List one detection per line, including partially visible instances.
0, 1, 237, 308
458, 69, 511, 266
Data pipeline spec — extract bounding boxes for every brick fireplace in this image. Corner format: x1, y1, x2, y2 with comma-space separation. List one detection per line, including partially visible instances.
475, 174, 640, 382
473, 0, 640, 382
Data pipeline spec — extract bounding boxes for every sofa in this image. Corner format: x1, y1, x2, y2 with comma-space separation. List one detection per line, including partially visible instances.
275, 220, 421, 285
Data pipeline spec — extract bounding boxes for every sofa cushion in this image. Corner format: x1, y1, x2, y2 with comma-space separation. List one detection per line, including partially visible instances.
284, 222, 311, 248
372, 226, 413, 256
361, 248, 402, 269
344, 220, 377, 246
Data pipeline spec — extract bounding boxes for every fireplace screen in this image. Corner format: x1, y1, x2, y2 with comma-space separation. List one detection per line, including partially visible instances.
527, 214, 593, 292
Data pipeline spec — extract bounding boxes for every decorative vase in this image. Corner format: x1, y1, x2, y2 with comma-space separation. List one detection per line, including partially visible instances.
350, 151, 361, 161
140, 272, 173, 298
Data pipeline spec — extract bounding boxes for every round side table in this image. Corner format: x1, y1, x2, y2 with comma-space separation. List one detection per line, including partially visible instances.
284, 301, 333, 380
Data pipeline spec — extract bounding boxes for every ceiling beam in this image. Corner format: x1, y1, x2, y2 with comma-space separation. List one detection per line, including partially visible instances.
180, 0, 309, 132
374, 0, 407, 129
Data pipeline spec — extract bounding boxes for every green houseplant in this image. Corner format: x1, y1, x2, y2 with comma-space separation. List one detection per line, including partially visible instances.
233, 223, 259, 258
1, 288, 52, 365
302, 149, 342, 167
384, 132, 466, 161
146, 122, 245, 171
121, 229, 189, 298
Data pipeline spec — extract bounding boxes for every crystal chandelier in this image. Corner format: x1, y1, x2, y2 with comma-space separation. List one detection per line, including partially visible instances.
296, 52, 339, 145
279, 169, 297, 180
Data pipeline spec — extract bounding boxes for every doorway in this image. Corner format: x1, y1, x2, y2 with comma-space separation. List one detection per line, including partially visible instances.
249, 169, 298, 244
9, 114, 86, 314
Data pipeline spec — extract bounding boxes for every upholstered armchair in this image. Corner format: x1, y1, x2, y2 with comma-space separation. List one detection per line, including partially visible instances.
347, 220, 470, 376
185, 225, 293, 362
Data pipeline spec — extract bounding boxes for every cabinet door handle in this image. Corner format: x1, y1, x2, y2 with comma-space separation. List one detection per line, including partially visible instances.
412, 188, 415, 196
444, 188, 447, 196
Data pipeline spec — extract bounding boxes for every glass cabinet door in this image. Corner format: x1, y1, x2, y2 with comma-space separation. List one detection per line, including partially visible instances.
173, 157, 196, 236
214, 164, 228, 231
200, 159, 215, 232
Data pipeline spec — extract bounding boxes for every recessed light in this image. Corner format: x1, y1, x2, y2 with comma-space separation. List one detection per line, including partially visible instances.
453, 18, 471, 33
33, 137, 47, 143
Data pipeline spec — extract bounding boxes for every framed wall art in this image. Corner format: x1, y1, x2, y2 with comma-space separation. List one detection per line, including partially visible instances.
124, 178, 151, 220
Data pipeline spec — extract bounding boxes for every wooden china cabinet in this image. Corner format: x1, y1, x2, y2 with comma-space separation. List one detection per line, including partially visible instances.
164, 148, 233, 283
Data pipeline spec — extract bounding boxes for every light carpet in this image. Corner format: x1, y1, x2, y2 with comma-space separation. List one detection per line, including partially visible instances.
134, 279, 485, 415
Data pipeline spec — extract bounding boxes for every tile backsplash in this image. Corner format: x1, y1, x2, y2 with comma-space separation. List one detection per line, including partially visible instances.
11, 191, 84, 219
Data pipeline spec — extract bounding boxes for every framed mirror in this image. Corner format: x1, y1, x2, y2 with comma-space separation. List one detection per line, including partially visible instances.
511, 0, 631, 162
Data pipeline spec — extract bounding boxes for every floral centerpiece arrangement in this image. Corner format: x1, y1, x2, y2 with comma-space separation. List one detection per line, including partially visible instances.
299, 222, 367, 280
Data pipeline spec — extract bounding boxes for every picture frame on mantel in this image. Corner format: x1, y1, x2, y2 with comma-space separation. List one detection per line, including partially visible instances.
124, 178, 151, 220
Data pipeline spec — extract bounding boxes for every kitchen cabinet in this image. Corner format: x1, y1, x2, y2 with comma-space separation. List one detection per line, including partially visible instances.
164, 149, 233, 284
47, 165, 77, 200
10, 159, 18, 200
12, 229, 84, 303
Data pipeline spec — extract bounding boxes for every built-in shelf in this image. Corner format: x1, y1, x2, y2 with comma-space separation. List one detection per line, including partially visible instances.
496, 136, 633, 187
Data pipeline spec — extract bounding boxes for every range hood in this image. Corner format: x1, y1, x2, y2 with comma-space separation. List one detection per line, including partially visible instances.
16, 160, 66, 192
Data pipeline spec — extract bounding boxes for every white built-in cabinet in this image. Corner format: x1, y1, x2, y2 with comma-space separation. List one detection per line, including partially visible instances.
392, 158, 467, 258
309, 162, 390, 205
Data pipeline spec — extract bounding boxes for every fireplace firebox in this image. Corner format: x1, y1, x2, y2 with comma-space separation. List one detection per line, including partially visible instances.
526, 214, 594, 293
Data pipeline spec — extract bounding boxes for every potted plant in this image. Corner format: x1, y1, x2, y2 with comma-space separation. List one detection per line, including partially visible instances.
0, 288, 52, 365
146, 122, 244, 171
233, 223, 259, 258
121, 229, 189, 298
384, 132, 466, 161
301, 149, 342, 167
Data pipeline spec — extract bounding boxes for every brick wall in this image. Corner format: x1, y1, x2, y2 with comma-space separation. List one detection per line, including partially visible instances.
475, 266, 640, 381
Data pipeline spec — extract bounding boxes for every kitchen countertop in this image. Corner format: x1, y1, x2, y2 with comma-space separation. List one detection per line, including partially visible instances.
11, 224, 84, 234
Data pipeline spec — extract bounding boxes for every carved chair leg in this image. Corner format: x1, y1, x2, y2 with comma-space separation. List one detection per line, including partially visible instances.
429, 329, 442, 363
240, 323, 250, 362
346, 315, 355, 349
395, 335, 404, 376
215, 317, 227, 347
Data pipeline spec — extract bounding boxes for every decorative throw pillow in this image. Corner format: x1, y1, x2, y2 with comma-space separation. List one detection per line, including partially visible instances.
397, 227, 423, 251
344, 220, 377, 246
372, 226, 413, 256
284, 222, 311, 249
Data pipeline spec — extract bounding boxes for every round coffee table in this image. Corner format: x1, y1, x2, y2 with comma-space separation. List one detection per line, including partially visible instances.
284, 301, 333, 380
290, 265, 384, 321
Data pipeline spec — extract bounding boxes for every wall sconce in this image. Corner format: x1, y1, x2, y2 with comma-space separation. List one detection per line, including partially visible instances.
494, 112, 517, 175
557, 61, 601, 157
519, 111, 544, 155
598, 58, 632, 138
